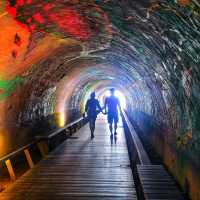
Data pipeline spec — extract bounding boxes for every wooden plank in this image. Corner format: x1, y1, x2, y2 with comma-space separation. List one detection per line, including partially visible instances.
0, 115, 137, 200
137, 165, 185, 200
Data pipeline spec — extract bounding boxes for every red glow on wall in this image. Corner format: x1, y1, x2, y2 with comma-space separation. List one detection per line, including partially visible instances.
33, 13, 45, 24
48, 9, 92, 40
16, 0, 25, 6
29, 24, 36, 32
6, 1, 93, 40
6, 4, 17, 18
177, 0, 191, 6
43, 3, 54, 12
6, 2, 29, 31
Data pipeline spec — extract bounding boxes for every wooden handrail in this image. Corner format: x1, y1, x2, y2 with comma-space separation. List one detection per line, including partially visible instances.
0, 116, 86, 181
0, 116, 85, 162
0, 142, 35, 163
121, 110, 151, 165
35, 116, 84, 140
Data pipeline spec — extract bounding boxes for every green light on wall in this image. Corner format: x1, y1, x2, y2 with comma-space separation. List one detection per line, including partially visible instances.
0, 77, 25, 101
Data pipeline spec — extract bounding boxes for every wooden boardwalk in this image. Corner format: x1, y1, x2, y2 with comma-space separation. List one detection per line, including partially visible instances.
0, 115, 137, 200
137, 165, 185, 200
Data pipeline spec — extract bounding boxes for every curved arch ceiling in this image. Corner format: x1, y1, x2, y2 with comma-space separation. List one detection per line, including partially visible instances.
0, 1, 200, 197
0, 0, 199, 161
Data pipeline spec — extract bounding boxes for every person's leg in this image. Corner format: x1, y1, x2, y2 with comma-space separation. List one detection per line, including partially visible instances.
89, 118, 95, 138
92, 118, 96, 136
107, 113, 112, 134
108, 114, 113, 136
89, 119, 92, 131
109, 122, 113, 135
114, 123, 118, 134
114, 114, 119, 135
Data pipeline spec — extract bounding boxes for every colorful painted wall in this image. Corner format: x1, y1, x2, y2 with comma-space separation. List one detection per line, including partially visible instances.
0, 1, 200, 199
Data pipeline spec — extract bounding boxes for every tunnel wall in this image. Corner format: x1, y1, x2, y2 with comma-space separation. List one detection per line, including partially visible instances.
128, 82, 200, 200
131, 110, 200, 200
0, 1, 200, 199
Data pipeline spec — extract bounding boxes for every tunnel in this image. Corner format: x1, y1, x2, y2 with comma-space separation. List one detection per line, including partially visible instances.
0, 0, 200, 199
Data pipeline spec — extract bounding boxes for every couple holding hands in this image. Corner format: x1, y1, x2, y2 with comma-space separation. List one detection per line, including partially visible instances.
84, 88, 122, 139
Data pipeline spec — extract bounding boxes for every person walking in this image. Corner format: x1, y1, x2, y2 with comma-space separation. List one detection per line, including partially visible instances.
104, 88, 122, 136
84, 92, 104, 139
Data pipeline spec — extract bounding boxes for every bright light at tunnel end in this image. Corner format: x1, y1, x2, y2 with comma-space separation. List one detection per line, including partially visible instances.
103, 90, 127, 109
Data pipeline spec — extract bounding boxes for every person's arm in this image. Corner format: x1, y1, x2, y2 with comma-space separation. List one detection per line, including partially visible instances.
104, 98, 108, 114
84, 100, 89, 117
97, 101, 103, 113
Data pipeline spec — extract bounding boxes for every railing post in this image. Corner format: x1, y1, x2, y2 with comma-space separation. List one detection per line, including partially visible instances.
78, 121, 81, 128
24, 149, 34, 168
5, 159, 16, 181
37, 140, 49, 158
69, 127, 72, 136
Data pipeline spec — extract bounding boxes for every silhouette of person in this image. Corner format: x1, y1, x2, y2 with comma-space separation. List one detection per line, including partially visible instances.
84, 92, 104, 139
104, 88, 122, 136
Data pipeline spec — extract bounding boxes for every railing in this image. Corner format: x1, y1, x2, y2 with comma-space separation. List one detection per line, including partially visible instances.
35, 116, 87, 157
0, 116, 87, 182
36, 116, 85, 140
0, 142, 36, 181
121, 110, 151, 165
121, 110, 185, 200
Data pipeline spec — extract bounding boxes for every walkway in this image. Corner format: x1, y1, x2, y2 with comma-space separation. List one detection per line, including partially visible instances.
0, 115, 137, 200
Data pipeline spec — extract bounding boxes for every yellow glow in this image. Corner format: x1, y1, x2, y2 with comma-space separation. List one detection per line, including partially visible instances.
0, 133, 4, 151
0, 129, 8, 156
55, 112, 66, 127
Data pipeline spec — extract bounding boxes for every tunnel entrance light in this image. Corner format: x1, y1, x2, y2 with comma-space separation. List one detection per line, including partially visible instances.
103, 90, 127, 109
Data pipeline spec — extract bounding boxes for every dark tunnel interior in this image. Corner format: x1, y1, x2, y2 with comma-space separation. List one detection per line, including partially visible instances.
0, 0, 200, 199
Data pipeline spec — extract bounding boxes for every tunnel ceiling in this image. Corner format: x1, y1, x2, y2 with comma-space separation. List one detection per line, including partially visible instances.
0, 0, 200, 160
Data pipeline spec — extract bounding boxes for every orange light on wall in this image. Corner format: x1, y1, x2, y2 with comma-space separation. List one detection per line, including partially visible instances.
177, 0, 192, 6
0, 129, 8, 156
0, 133, 4, 152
